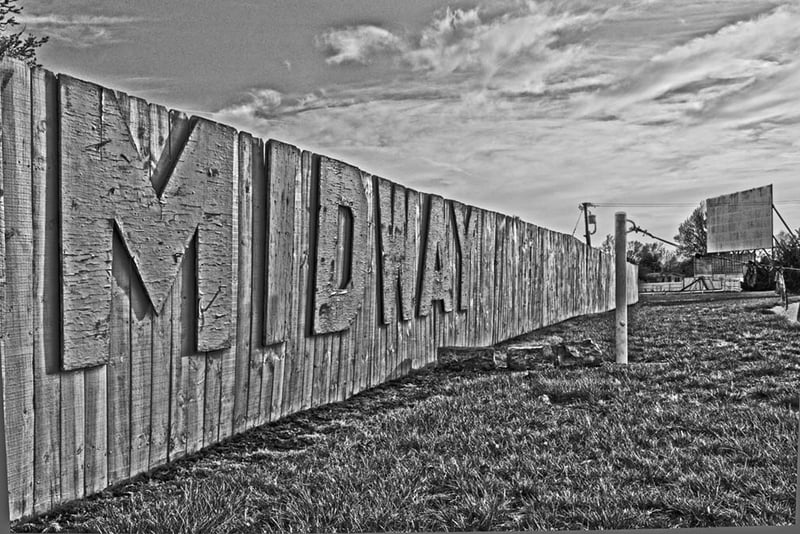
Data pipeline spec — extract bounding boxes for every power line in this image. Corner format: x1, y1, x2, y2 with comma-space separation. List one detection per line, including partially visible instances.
625, 219, 681, 248
590, 200, 800, 208
570, 209, 582, 237
592, 203, 695, 207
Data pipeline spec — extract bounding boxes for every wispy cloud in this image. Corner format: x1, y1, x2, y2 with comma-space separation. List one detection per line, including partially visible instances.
17, 13, 143, 47
315, 25, 405, 65
578, 4, 800, 125
313, 1, 611, 96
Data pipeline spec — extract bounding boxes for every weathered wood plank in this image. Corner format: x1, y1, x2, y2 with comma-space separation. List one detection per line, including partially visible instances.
312, 334, 331, 408
247, 137, 266, 429
203, 351, 222, 447
30, 66, 62, 515
263, 141, 298, 420
127, 95, 154, 482
265, 140, 299, 344
233, 133, 254, 434
107, 235, 131, 485
295, 151, 315, 414
83, 363, 107, 497
469, 209, 484, 346
147, 102, 173, 467
259, 345, 278, 424
217, 133, 239, 441
182, 240, 206, 455
268, 348, 284, 423
398, 187, 420, 373
1, 59, 35, 519
59, 370, 84, 506
149, 281, 172, 468
328, 330, 345, 403
126, 266, 153, 475
360, 171, 377, 387
480, 211, 496, 345
166, 117, 187, 464
184, 350, 206, 456
246, 348, 264, 429
147, 103, 173, 469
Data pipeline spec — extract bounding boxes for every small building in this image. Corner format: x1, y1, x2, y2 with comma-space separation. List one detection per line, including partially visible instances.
643, 272, 683, 283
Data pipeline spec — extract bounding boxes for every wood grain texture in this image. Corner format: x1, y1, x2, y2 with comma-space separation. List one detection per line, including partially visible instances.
247, 137, 267, 429
217, 131, 239, 440
149, 282, 172, 468
166, 132, 187, 465
375, 177, 416, 324
30, 66, 62, 515
203, 351, 222, 447
147, 103, 172, 468
59, 80, 236, 370
1, 59, 35, 518
127, 95, 154, 482
295, 151, 315, 414
359, 171, 377, 387
182, 237, 206, 455
450, 201, 477, 312
232, 133, 255, 434
312, 156, 369, 334
265, 140, 299, 344
418, 194, 453, 317
107, 235, 131, 485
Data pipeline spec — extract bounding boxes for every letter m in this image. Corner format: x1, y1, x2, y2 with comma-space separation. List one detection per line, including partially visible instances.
59, 76, 235, 371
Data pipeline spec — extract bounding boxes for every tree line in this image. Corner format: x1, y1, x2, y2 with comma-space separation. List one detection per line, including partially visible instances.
599, 203, 707, 281
602, 201, 800, 291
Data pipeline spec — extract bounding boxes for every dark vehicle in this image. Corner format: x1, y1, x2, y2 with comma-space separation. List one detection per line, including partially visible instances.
742, 260, 777, 291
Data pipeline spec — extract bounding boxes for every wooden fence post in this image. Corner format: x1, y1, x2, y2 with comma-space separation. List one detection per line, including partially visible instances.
615, 212, 628, 364
0, 342, 8, 531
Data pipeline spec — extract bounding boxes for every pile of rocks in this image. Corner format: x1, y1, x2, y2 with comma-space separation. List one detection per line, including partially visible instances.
437, 336, 605, 371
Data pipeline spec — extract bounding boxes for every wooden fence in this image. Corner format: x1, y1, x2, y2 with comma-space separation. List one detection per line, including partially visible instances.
0, 59, 638, 521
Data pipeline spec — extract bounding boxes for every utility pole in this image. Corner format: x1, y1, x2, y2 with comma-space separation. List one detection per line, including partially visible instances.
582, 202, 592, 247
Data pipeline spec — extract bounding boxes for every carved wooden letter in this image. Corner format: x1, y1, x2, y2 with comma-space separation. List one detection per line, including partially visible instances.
60, 76, 235, 370
375, 177, 417, 323
312, 156, 369, 334
418, 194, 453, 316
451, 201, 478, 311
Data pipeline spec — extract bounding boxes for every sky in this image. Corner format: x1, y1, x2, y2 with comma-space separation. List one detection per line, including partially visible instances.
16, 0, 800, 248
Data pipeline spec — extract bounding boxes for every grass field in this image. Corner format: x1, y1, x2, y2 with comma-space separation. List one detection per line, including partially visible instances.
11, 293, 799, 532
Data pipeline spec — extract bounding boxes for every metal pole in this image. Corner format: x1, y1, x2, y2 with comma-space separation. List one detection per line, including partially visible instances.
773, 204, 798, 243
615, 212, 628, 364
582, 202, 592, 247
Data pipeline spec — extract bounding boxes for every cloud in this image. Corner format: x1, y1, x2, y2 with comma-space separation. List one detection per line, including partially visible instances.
312, 1, 611, 99
578, 4, 800, 124
315, 25, 405, 65
217, 0, 800, 245
402, 3, 603, 79
17, 13, 143, 47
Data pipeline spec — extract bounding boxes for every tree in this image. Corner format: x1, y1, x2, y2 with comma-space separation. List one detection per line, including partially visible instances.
0, 0, 48, 66
599, 233, 614, 255
775, 230, 800, 293
597, 235, 672, 279
674, 202, 706, 258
